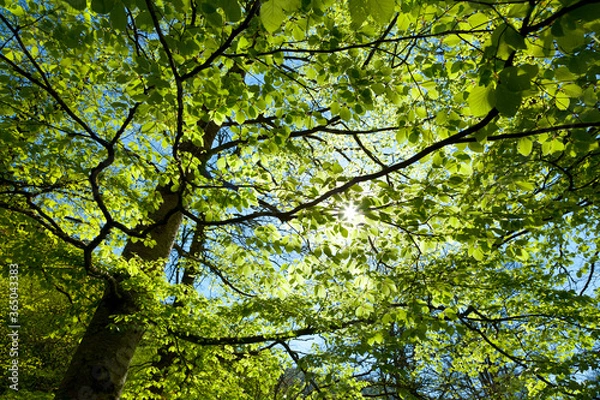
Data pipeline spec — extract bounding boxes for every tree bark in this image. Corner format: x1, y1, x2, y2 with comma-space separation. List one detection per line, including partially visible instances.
55, 122, 219, 399
53, 286, 145, 400
54, 188, 183, 400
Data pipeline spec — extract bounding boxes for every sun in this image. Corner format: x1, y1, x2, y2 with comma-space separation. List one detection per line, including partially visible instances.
340, 203, 363, 225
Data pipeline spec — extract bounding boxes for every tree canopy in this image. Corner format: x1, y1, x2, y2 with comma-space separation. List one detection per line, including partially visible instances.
1, 0, 600, 398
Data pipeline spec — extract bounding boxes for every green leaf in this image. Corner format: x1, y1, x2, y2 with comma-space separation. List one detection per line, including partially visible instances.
516, 180, 534, 191
468, 142, 484, 152
570, 3, 600, 21
91, 0, 114, 13
556, 28, 585, 53
583, 87, 598, 106
261, 0, 287, 33
520, 64, 539, 79
110, 5, 128, 30
507, 3, 529, 17
468, 13, 489, 28
499, 66, 532, 92
281, 0, 301, 11
395, 128, 407, 144
517, 137, 533, 156
562, 83, 582, 98
64, 0, 86, 10
555, 93, 570, 110
201, 3, 217, 13
348, 0, 367, 27
135, 10, 154, 29
467, 85, 495, 117
340, 106, 352, 122
220, 0, 242, 22
260, 0, 300, 33
367, 332, 384, 345
471, 246, 484, 261
503, 25, 526, 50
316, 285, 327, 298
489, 23, 524, 59
368, 0, 396, 24
580, 108, 600, 123
444, 308, 458, 320
216, 157, 227, 170
330, 102, 340, 115
551, 139, 565, 153
371, 82, 386, 95
495, 84, 522, 116
202, 4, 224, 27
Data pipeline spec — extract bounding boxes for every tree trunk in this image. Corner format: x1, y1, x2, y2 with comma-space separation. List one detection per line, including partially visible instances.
55, 122, 220, 399
54, 189, 183, 400
53, 286, 145, 400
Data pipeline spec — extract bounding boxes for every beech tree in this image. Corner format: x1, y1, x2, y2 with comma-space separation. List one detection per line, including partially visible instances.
1, 0, 600, 398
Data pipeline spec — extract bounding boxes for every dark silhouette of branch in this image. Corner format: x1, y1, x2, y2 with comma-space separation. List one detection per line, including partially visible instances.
180, 0, 261, 80
524, 0, 600, 33
185, 110, 499, 226
579, 251, 598, 296
455, 122, 600, 143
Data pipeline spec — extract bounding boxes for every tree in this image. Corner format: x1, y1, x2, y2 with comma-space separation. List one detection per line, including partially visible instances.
0, 210, 100, 399
1, 0, 599, 398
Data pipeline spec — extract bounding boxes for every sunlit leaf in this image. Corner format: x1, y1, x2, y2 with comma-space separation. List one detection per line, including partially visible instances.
261, 0, 286, 33
467, 84, 496, 116
368, 0, 395, 24
517, 137, 533, 156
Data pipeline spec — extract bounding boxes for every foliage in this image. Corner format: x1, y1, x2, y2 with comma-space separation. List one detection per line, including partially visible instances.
1, 0, 599, 398
0, 211, 101, 396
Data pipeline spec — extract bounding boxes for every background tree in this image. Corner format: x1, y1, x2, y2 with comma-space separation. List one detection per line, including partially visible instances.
1, 0, 599, 398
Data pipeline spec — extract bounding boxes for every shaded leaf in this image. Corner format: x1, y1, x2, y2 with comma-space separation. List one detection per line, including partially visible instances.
92, 0, 115, 14
220, 0, 242, 22
91, 0, 114, 13
495, 84, 522, 116
63, 0, 86, 10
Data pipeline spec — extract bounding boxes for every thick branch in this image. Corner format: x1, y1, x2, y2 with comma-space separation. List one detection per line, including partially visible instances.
187, 110, 499, 226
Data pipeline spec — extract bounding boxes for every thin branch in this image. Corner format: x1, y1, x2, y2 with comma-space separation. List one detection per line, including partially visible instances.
180, 0, 261, 80
455, 122, 600, 144
579, 251, 598, 296
173, 243, 255, 297
524, 0, 600, 33
277, 340, 322, 395
0, 56, 104, 146
172, 316, 369, 346
226, 29, 492, 58
353, 134, 386, 168
0, 200, 86, 250
363, 13, 398, 67
186, 110, 499, 226
459, 317, 528, 367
